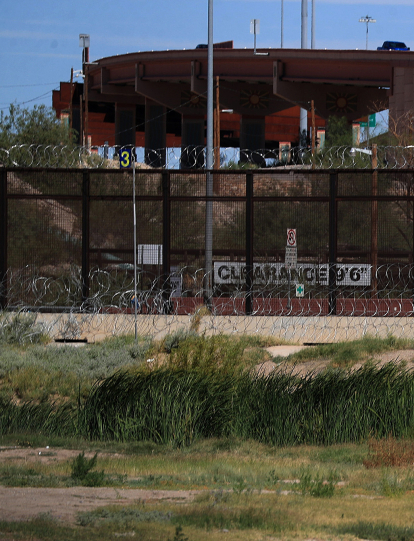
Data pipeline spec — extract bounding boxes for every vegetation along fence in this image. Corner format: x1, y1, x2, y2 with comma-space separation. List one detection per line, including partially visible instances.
1, 166, 414, 323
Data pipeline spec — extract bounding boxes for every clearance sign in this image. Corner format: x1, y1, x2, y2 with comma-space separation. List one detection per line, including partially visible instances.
213, 262, 371, 286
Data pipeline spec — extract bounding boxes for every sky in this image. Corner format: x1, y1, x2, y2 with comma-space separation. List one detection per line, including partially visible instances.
0, 0, 413, 114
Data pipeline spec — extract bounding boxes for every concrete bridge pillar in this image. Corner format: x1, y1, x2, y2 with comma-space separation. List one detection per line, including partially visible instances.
180, 116, 205, 169
115, 105, 136, 148
240, 116, 266, 166
145, 99, 167, 167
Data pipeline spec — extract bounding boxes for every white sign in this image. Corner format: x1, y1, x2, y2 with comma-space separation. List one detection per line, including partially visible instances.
296, 284, 305, 297
137, 244, 162, 265
214, 262, 371, 286
285, 246, 297, 269
250, 19, 260, 34
287, 228, 297, 247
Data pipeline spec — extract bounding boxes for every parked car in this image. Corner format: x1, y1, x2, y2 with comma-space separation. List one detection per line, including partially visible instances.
377, 41, 410, 51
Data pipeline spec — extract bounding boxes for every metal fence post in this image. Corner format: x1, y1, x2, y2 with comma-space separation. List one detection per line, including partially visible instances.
82, 170, 90, 304
328, 172, 338, 315
246, 172, 254, 315
0, 169, 7, 309
162, 171, 172, 313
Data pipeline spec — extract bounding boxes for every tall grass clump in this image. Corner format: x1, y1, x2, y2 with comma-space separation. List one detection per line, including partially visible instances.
80, 369, 240, 446
0, 398, 75, 437
79, 362, 414, 446
235, 363, 414, 445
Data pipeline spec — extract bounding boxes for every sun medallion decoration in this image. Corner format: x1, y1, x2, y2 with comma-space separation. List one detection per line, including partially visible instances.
240, 89, 269, 109
181, 91, 206, 109
326, 93, 357, 113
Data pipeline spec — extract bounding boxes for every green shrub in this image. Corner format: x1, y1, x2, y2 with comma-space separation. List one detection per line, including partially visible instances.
163, 329, 198, 354
71, 452, 104, 486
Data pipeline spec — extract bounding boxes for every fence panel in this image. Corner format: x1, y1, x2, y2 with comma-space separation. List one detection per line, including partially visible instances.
1, 167, 414, 316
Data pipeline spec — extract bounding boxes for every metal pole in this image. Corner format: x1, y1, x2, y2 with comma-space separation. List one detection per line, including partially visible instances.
281, 0, 284, 48
311, 0, 315, 49
206, 0, 214, 169
205, 0, 214, 303
301, 0, 308, 49
300, 0, 308, 147
328, 172, 338, 315
132, 153, 138, 341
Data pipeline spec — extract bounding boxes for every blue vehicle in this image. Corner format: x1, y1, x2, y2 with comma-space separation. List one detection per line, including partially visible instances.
377, 41, 410, 51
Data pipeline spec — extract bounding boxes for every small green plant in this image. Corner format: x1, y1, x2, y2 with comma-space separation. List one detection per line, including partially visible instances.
163, 329, 197, 354
232, 477, 248, 495
299, 469, 336, 497
168, 525, 189, 541
71, 452, 105, 486
267, 469, 280, 486
378, 472, 405, 497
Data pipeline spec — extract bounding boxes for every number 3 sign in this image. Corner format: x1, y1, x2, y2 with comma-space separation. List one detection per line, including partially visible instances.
119, 148, 133, 169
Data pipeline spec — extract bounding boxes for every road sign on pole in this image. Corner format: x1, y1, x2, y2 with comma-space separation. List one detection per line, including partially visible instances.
287, 228, 297, 247
285, 246, 297, 269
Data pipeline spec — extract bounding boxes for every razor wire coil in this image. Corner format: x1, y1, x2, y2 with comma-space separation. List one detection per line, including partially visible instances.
2, 144, 414, 169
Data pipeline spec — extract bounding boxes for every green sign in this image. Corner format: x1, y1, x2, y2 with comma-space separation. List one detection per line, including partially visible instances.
360, 114, 376, 128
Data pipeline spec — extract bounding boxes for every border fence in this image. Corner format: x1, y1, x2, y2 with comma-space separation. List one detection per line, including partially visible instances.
2, 164, 414, 324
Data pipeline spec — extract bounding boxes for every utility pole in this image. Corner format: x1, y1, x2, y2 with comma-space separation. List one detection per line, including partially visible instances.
214, 76, 220, 170
281, 0, 284, 48
300, 0, 308, 148
69, 68, 74, 143
79, 34, 90, 148
205, 0, 214, 303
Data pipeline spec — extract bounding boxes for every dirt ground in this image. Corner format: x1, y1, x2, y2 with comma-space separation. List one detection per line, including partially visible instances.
0, 447, 200, 524
1, 349, 414, 525
258, 346, 414, 377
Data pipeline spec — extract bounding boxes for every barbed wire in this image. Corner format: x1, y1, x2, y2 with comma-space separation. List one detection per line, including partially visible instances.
2, 144, 414, 169
2, 264, 414, 344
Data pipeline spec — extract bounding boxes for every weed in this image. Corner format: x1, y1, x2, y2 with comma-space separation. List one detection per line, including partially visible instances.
163, 329, 198, 354
71, 452, 105, 486
364, 436, 414, 468
378, 472, 406, 497
336, 521, 414, 541
167, 525, 188, 541
232, 477, 248, 495
77, 506, 172, 527
299, 469, 336, 497
267, 469, 280, 486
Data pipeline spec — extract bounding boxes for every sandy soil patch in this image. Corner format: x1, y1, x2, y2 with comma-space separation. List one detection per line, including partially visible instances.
0, 485, 199, 524
255, 348, 414, 377
0, 447, 200, 523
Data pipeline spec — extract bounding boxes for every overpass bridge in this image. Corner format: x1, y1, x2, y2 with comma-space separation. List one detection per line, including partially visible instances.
54, 46, 414, 164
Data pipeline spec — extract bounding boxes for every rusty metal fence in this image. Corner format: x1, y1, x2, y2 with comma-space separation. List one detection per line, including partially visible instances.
1, 167, 414, 317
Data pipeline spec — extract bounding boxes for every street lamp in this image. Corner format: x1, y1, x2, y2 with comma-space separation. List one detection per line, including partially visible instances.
359, 15, 376, 50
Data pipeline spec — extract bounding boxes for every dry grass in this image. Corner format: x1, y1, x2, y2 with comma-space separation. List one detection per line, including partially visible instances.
363, 436, 414, 468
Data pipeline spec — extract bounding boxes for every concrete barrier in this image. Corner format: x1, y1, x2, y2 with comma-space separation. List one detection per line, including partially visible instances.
34, 312, 414, 344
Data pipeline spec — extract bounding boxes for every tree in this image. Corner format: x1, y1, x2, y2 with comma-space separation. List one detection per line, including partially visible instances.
325, 115, 353, 147
0, 104, 77, 166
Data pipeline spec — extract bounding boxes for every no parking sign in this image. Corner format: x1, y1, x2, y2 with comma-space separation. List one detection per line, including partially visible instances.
287, 228, 297, 247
